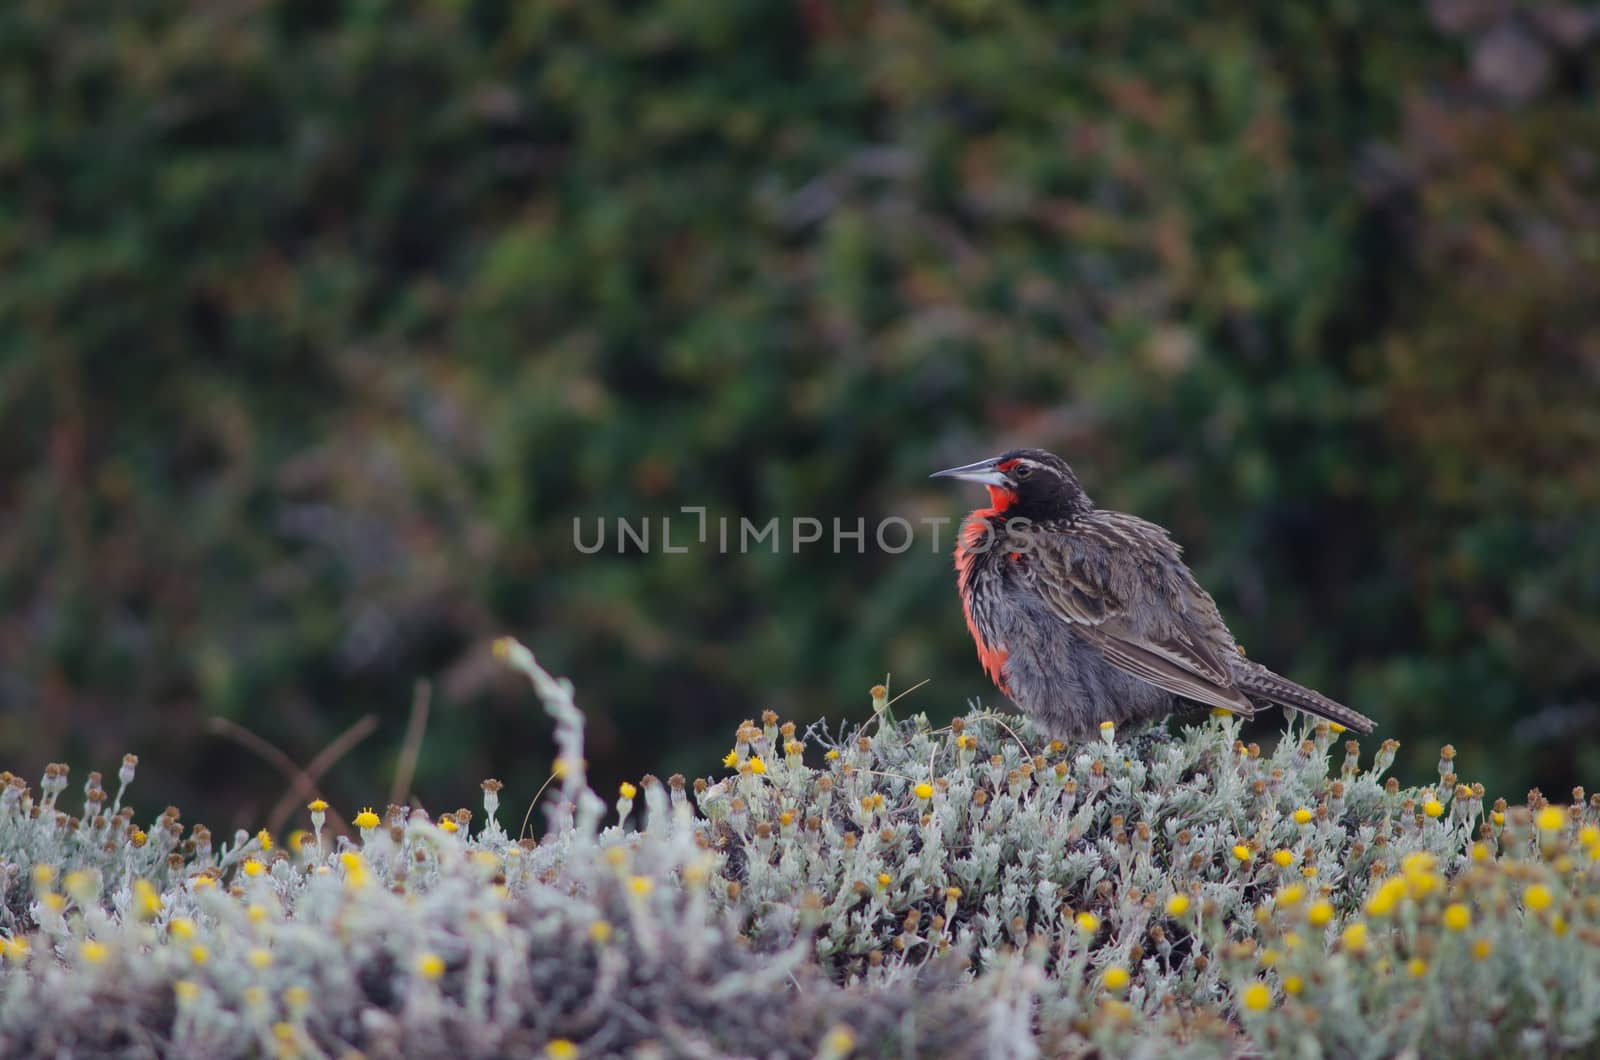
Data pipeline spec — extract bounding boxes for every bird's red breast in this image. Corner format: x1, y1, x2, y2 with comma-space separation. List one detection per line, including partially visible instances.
954, 493, 1016, 694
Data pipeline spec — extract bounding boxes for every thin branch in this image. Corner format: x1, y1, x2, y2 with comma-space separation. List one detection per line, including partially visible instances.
389, 680, 432, 809
886, 677, 931, 707
519, 769, 561, 842
205, 714, 378, 839
267, 714, 379, 837
207, 716, 357, 838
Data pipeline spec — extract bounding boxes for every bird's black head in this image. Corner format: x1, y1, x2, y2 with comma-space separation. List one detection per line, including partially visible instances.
930, 447, 1092, 520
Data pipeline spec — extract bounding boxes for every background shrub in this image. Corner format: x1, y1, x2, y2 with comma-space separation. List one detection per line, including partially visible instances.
2, 2, 1598, 822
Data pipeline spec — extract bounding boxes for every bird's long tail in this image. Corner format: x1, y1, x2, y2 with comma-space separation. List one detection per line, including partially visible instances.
1232, 662, 1376, 734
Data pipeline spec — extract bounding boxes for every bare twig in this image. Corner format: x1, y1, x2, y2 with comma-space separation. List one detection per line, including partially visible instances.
389, 680, 432, 809
519, 769, 561, 842
886, 677, 931, 707
207, 716, 363, 837
205, 714, 378, 839
268, 714, 379, 836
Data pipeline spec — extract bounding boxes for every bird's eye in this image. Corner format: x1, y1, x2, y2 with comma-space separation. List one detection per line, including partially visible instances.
1014, 465, 1032, 479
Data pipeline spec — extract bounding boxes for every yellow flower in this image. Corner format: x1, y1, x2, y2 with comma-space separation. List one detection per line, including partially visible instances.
132, 879, 161, 921
248, 948, 272, 970
353, 808, 381, 830
247, 903, 268, 924
1075, 912, 1100, 934
416, 952, 445, 981
31, 865, 55, 889
257, 829, 273, 851
588, 920, 613, 944
1472, 938, 1493, 961
174, 980, 200, 1004
1470, 842, 1489, 862
1233, 845, 1252, 862
826, 748, 842, 759
1165, 894, 1191, 917
1423, 799, 1444, 818
189, 945, 210, 965
1342, 922, 1369, 952
1276, 884, 1306, 908
1283, 975, 1304, 996
1292, 807, 1314, 826
1553, 915, 1569, 936
545, 1041, 580, 1060
339, 852, 370, 889
1100, 999, 1133, 1025
821, 1026, 855, 1055
1580, 825, 1600, 848
1328, 722, 1347, 734
1536, 806, 1565, 833
1308, 900, 1333, 927
2, 937, 31, 962
64, 871, 96, 904
439, 818, 459, 834
955, 734, 974, 751
1407, 957, 1427, 978
79, 940, 109, 965
1492, 811, 1505, 827
169, 917, 196, 940
1366, 877, 1408, 918
914, 783, 934, 800
1524, 884, 1554, 912
1241, 982, 1272, 1012
618, 782, 637, 800
876, 873, 892, 888
1400, 851, 1436, 875
1103, 965, 1130, 992
1099, 720, 1115, 733
1272, 849, 1294, 868
307, 799, 328, 813
242, 858, 266, 878
1443, 903, 1471, 931
627, 876, 654, 897
748, 756, 767, 775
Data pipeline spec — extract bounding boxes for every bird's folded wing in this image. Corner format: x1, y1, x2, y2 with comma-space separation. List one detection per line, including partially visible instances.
1073, 625, 1256, 715
1026, 551, 1254, 715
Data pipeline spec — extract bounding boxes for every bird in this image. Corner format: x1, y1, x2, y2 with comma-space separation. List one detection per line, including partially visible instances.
930, 448, 1375, 739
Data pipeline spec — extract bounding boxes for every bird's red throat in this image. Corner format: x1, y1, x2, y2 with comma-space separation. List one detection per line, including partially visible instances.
955, 502, 1012, 694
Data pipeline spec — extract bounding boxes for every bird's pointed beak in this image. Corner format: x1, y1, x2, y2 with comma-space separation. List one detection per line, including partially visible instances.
930, 456, 1010, 488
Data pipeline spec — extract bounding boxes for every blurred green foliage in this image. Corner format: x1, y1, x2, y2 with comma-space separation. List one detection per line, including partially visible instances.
2, 0, 1597, 824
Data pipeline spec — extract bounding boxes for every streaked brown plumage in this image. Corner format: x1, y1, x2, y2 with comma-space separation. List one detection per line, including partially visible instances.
932, 448, 1376, 738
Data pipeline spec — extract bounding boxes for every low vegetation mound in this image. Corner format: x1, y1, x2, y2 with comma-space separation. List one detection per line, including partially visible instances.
1, 640, 1594, 1058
